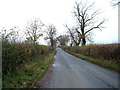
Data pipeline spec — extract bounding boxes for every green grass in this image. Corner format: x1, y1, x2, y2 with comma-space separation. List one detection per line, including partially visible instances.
65, 50, 119, 72
3, 50, 56, 88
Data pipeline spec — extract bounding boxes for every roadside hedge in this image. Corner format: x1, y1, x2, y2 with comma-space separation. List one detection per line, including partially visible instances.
2, 42, 53, 75
62, 44, 120, 63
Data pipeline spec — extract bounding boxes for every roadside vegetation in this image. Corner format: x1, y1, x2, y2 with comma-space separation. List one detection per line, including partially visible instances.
1, 19, 56, 88
2, 41, 55, 88
1, 0, 119, 88
61, 44, 120, 72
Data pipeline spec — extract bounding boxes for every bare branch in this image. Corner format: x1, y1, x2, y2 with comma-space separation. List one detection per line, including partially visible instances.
64, 24, 81, 46
71, 1, 106, 45
45, 24, 57, 47
25, 19, 44, 44
85, 20, 105, 34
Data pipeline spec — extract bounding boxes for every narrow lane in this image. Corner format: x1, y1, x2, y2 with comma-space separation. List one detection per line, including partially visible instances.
47, 48, 119, 88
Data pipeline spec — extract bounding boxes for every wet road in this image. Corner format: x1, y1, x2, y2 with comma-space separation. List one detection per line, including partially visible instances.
47, 48, 119, 88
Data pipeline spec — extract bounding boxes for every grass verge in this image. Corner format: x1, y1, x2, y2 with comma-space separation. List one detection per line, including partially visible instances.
64, 50, 119, 72
3, 50, 56, 88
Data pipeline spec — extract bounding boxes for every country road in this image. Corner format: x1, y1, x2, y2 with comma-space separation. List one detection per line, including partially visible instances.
40, 48, 119, 88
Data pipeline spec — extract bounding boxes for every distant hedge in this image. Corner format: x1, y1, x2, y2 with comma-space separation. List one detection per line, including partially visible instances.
62, 44, 120, 62
2, 42, 53, 75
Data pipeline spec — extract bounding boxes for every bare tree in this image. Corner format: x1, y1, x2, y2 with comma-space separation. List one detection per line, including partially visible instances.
74, 1, 106, 46
65, 1, 106, 46
64, 24, 81, 46
25, 19, 44, 44
45, 24, 57, 47
57, 35, 70, 46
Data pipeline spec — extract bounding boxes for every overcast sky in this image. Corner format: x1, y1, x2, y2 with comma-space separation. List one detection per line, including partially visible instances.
0, 0, 118, 45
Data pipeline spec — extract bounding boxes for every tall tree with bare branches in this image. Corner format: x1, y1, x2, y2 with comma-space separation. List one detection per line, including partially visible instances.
74, 1, 106, 45
57, 35, 70, 46
65, 1, 106, 46
64, 24, 81, 46
25, 19, 44, 44
45, 24, 57, 47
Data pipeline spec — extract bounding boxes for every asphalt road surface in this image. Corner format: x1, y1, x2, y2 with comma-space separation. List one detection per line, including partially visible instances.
46, 48, 119, 88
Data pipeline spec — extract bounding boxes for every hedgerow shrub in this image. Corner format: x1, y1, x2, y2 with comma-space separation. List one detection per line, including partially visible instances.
2, 42, 53, 75
62, 44, 120, 62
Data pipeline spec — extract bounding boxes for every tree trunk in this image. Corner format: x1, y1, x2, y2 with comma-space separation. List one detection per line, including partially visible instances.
82, 38, 86, 46
51, 40, 54, 47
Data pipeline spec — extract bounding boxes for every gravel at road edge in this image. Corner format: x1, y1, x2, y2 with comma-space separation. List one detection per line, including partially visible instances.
37, 64, 54, 88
